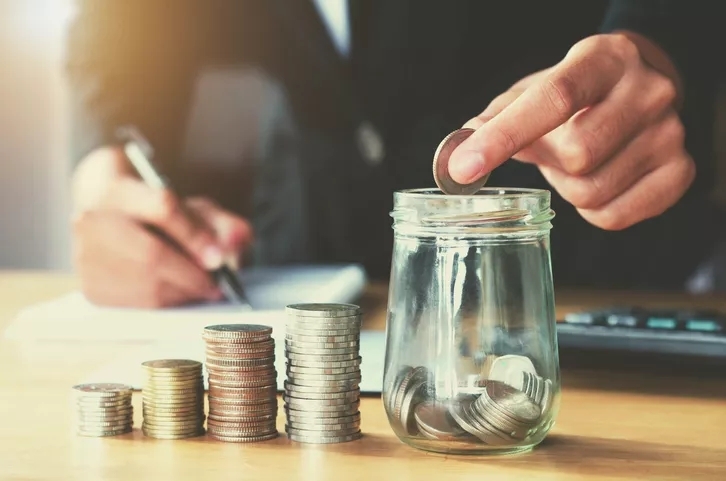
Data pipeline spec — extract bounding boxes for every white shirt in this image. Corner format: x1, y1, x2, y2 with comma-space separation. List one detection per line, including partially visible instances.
312, 0, 350, 57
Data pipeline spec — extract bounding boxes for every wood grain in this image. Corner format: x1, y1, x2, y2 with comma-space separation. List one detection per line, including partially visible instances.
0, 271, 725, 481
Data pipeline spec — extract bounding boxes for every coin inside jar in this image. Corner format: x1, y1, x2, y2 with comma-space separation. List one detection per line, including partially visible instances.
413, 401, 467, 440
432, 128, 490, 195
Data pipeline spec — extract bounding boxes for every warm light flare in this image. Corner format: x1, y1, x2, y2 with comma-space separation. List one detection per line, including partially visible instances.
8, 0, 76, 42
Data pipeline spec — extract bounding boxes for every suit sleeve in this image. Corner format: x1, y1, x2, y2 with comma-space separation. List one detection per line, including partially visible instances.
64, 2, 203, 171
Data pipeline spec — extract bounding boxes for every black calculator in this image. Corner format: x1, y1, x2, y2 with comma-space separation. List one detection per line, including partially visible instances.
556, 306, 726, 358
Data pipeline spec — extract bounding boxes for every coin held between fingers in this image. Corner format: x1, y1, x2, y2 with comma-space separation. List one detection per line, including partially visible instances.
433, 128, 491, 195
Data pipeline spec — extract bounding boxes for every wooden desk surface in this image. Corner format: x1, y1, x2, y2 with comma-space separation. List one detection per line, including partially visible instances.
1, 271, 725, 481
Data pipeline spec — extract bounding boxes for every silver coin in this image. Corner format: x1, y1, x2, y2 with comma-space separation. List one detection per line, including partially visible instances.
384, 365, 413, 414
285, 339, 359, 349
76, 400, 132, 409
286, 420, 360, 432
287, 431, 362, 444
286, 425, 361, 437
203, 324, 273, 336
207, 396, 276, 407
72, 383, 134, 396
286, 322, 361, 332
393, 366, 429, 423
284, 401, 360, 414
284, 346, 359, 357
447, 395, 488, 442
284, 407, 359, 420
284, 377, 360, 389
286, 356, 362, 368
77, 412, 133, 422
282, 395, 356, 407
287, 313, 362, 322
283, 380, 358, 394
76, 427, 133, 437
285, 333, 359, 343
539, 379, 553, 415
432, 128, 490, 195
286, 411, 360, 425
483, 381, 541, 424
284, 389, 359, 401
413, 401, 467, 440
285, 303, 361, 318
398, 380, 427, 435
285, 351, 359, 362
287, 370, 361, 381
473, 399, 530, 440
286, 364, 359, 376
488, 355, 537, 392
463, 399, 513, 443
285, 328, 360, 338
284, 399, 359, 412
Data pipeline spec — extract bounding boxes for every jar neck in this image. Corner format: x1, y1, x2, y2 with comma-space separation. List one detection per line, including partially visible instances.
390, 188, 555, 237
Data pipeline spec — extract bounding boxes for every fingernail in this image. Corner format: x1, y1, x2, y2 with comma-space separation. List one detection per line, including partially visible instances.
201, 245, 223, 269
449, 150, 486, 184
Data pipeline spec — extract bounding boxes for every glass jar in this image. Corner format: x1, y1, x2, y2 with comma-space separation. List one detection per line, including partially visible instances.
382, 188, 560, 455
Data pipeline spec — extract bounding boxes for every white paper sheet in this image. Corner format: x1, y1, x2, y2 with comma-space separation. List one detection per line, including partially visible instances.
3, 264, 388, 393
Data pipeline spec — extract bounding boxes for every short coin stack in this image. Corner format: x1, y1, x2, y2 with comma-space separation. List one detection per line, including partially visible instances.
141, 359, 205, 439
449, 381, 541, 445
73, 383, 134, 437
284, 303, 363, 444
203, 324, 278, 443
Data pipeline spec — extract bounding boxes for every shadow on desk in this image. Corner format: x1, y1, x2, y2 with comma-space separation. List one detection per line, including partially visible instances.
560, 348, 726, 400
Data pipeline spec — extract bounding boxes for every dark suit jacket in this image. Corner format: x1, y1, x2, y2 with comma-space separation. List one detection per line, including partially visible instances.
65, 0, 724, 288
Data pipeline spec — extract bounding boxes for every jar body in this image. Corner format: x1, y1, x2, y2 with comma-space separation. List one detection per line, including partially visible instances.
382, 188, 560, 455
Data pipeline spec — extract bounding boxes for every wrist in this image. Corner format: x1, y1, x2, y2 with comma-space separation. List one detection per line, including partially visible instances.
614, 30, 684, 110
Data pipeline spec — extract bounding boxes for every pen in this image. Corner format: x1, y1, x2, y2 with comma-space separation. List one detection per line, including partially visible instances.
116, 125, 253, 309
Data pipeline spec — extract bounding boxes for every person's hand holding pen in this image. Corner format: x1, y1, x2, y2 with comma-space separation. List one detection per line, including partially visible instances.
71, 145, 254, 308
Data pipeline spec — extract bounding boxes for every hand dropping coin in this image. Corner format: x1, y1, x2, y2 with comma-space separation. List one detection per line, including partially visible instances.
433, 128, 490, 195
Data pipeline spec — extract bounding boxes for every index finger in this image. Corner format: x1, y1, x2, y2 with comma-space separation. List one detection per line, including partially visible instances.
448, 49, 623, 184
103, 177, 223, 269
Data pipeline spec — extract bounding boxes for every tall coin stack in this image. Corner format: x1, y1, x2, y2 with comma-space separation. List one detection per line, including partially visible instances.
203, 324, 278, 443
141, 359, 205, 439
73, 383, 134, 437
284, 303, 363, 444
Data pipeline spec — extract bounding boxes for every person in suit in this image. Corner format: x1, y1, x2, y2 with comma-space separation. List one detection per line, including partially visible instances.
66, 0, 723, 307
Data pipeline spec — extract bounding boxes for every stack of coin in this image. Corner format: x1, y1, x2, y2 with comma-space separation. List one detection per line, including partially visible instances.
203, 324, 278, 443
385, 365, 432, 436
521, 371, 552, 412
283, 303, 363, 444
449, 381, 541, 445
487, 354, 552, 411
141, 359, 205, 439
73, 383, 134, 437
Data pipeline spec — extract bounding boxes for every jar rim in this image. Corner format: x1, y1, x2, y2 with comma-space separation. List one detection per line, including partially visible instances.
391, 188, 554, 234
395, 188, 550, 200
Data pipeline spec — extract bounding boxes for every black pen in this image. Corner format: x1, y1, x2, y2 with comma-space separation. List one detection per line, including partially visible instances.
117, 125, 253, 309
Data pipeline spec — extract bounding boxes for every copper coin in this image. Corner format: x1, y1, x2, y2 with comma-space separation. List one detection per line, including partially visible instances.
433, 128, 490, 195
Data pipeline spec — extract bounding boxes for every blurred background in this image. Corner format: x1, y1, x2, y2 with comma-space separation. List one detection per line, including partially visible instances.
0, 0, 76, 271
2, 0, 726, 285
